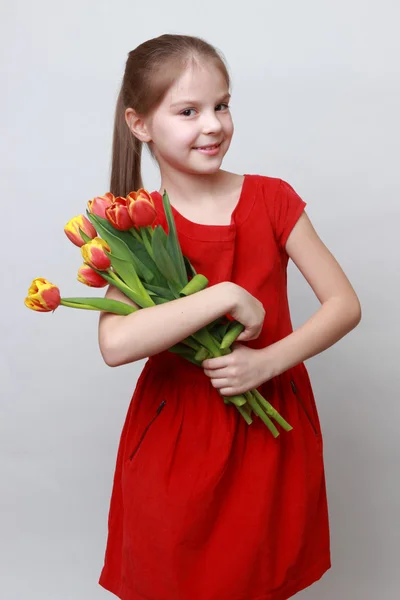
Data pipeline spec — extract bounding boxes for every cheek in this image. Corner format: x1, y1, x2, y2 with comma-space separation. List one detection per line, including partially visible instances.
158, 123, 193, 150
224, 115, 234, 139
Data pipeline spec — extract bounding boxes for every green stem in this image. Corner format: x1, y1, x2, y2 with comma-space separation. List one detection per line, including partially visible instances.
235, 404, 253, 425
129, 228, 143, 244
100, 270, 155, 308
253, 389, 293, 431
192, 328, 222, 357
244, 391, 280, 438
141, 227, 155, 259
60, 298, 137, 315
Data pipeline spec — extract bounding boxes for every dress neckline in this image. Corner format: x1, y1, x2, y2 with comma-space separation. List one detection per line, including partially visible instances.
150, 174, 257, 242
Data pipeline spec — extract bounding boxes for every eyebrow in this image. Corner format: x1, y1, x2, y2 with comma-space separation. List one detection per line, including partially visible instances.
170, 93, 231, 109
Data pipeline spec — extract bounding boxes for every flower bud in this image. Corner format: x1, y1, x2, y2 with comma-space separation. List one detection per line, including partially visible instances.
77, 264, 108, 287
24, 278, 61, 312
87, 193, 114, 219
126, 189, 157, 227
105, 197, 135, 230
81, 237, 111, 271
64, 215, 97, 247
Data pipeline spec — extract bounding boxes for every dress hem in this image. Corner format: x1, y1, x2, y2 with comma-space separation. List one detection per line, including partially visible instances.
98, 555, 331, 600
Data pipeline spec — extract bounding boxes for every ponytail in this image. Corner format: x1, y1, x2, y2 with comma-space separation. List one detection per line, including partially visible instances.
109, 88, 144, 197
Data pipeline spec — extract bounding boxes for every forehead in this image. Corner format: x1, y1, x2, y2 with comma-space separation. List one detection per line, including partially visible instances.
165, 63, 229, 107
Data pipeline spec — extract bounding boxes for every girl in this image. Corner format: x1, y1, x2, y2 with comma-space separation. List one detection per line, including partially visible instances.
97, 34, 361, 600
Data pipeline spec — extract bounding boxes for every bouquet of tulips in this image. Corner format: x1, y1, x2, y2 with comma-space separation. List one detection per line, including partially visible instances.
25, 188, 293, 438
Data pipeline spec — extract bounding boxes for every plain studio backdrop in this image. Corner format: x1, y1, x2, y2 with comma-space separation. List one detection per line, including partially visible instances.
1, 1, 399, 598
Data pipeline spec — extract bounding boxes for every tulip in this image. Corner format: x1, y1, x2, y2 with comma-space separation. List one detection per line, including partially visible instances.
24, 278, 61, 312
77, 264, 108, 287
64, 215, 97, 247
105, 197, 135, 230
81, 237, 111, 271
87, 193, 114, 219
126, 188, 157, 227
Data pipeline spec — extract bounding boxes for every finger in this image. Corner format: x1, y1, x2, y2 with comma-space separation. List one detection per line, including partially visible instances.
219, 387, 239, 397
211, 378, 231, 389
203, 367, 228, 379
202, 356, 229, 370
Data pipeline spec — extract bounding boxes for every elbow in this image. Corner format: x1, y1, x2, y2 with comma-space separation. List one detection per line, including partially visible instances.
347, 295, 362, 331
99, 338, 126, 368
100, 342, 120, 367
99, 336, 141, 367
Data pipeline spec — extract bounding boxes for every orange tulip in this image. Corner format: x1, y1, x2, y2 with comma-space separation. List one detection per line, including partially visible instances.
105, 197, 135, 230
127, 188, 157, 227
24, 278, 61, 312
81, 237, 111, 271
87, 192, 115, 219
77, 264, 108, 287
64, 215, 97, 247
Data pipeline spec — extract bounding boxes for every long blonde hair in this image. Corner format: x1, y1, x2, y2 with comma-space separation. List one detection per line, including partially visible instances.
109, 34, 231, 197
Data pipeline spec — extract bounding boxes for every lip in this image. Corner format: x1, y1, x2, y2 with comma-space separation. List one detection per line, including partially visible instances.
193, 141, 222, 149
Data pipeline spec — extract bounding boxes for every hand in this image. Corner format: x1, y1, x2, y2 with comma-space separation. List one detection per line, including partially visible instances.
201, 342, 274, 397
227, 283, 265, 342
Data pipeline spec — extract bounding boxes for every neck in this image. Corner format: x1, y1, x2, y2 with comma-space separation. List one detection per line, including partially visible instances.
158, 169, 231, 203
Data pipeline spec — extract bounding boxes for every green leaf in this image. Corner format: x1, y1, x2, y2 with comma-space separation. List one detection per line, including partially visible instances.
86, 212, 133, 261
95, 270, 153, 308
210, 321, 231, 342
167, 279, 183, 298
145, 283, 176, 301
105, 252, 142, 291
162, 190, 188, 288
184, 255, 197, 278
151, 225, 180, 284
79, 228, 93, 244
87, 213, 154, 307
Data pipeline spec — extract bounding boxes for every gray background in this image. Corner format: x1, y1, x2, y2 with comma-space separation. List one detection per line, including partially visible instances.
2, 0, 399, 598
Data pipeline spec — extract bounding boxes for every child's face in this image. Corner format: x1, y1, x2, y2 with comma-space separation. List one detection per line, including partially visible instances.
146, 61, 234, 176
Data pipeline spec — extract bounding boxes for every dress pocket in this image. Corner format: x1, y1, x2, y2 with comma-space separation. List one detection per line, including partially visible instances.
128, 400, 166, 461
289, 378, 319, 437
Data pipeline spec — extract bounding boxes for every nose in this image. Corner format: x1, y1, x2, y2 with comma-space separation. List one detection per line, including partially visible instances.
201, 109, 224, 135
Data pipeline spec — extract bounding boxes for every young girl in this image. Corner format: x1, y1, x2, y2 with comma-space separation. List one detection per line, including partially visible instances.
97, 34, 361, 600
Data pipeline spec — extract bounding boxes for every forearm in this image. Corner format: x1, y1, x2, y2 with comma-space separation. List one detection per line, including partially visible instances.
264, 294, 362, 377
102, 281, 234, 366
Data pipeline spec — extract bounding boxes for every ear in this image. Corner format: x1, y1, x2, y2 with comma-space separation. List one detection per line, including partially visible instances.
125, 107, 152, 143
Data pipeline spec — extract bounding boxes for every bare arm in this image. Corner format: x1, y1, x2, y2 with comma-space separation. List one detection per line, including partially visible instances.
263, 211, 362, 376
99, 281, 236, 367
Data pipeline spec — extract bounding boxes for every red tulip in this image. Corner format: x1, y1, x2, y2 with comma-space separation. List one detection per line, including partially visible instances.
24, 278, 61, 312
126, 188, 157, 227
77, 264, 108, 287
64, 215, 97, 247
105, 197, 135, 230
81, 237, 111, 270
87, 193, 115, 219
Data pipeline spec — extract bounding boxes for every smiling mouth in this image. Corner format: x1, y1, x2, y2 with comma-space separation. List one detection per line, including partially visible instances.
193, 142, 222, 150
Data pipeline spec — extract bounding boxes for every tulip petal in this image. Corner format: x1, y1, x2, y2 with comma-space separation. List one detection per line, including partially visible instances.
25, 278, 61, 311
77, 264, 108, 287
64, 215, 97, 247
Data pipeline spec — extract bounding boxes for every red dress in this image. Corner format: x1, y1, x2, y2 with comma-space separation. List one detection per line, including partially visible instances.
98, 174, 331, 600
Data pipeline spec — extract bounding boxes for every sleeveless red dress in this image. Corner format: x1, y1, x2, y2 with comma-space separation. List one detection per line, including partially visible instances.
98, 174, 331, 600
